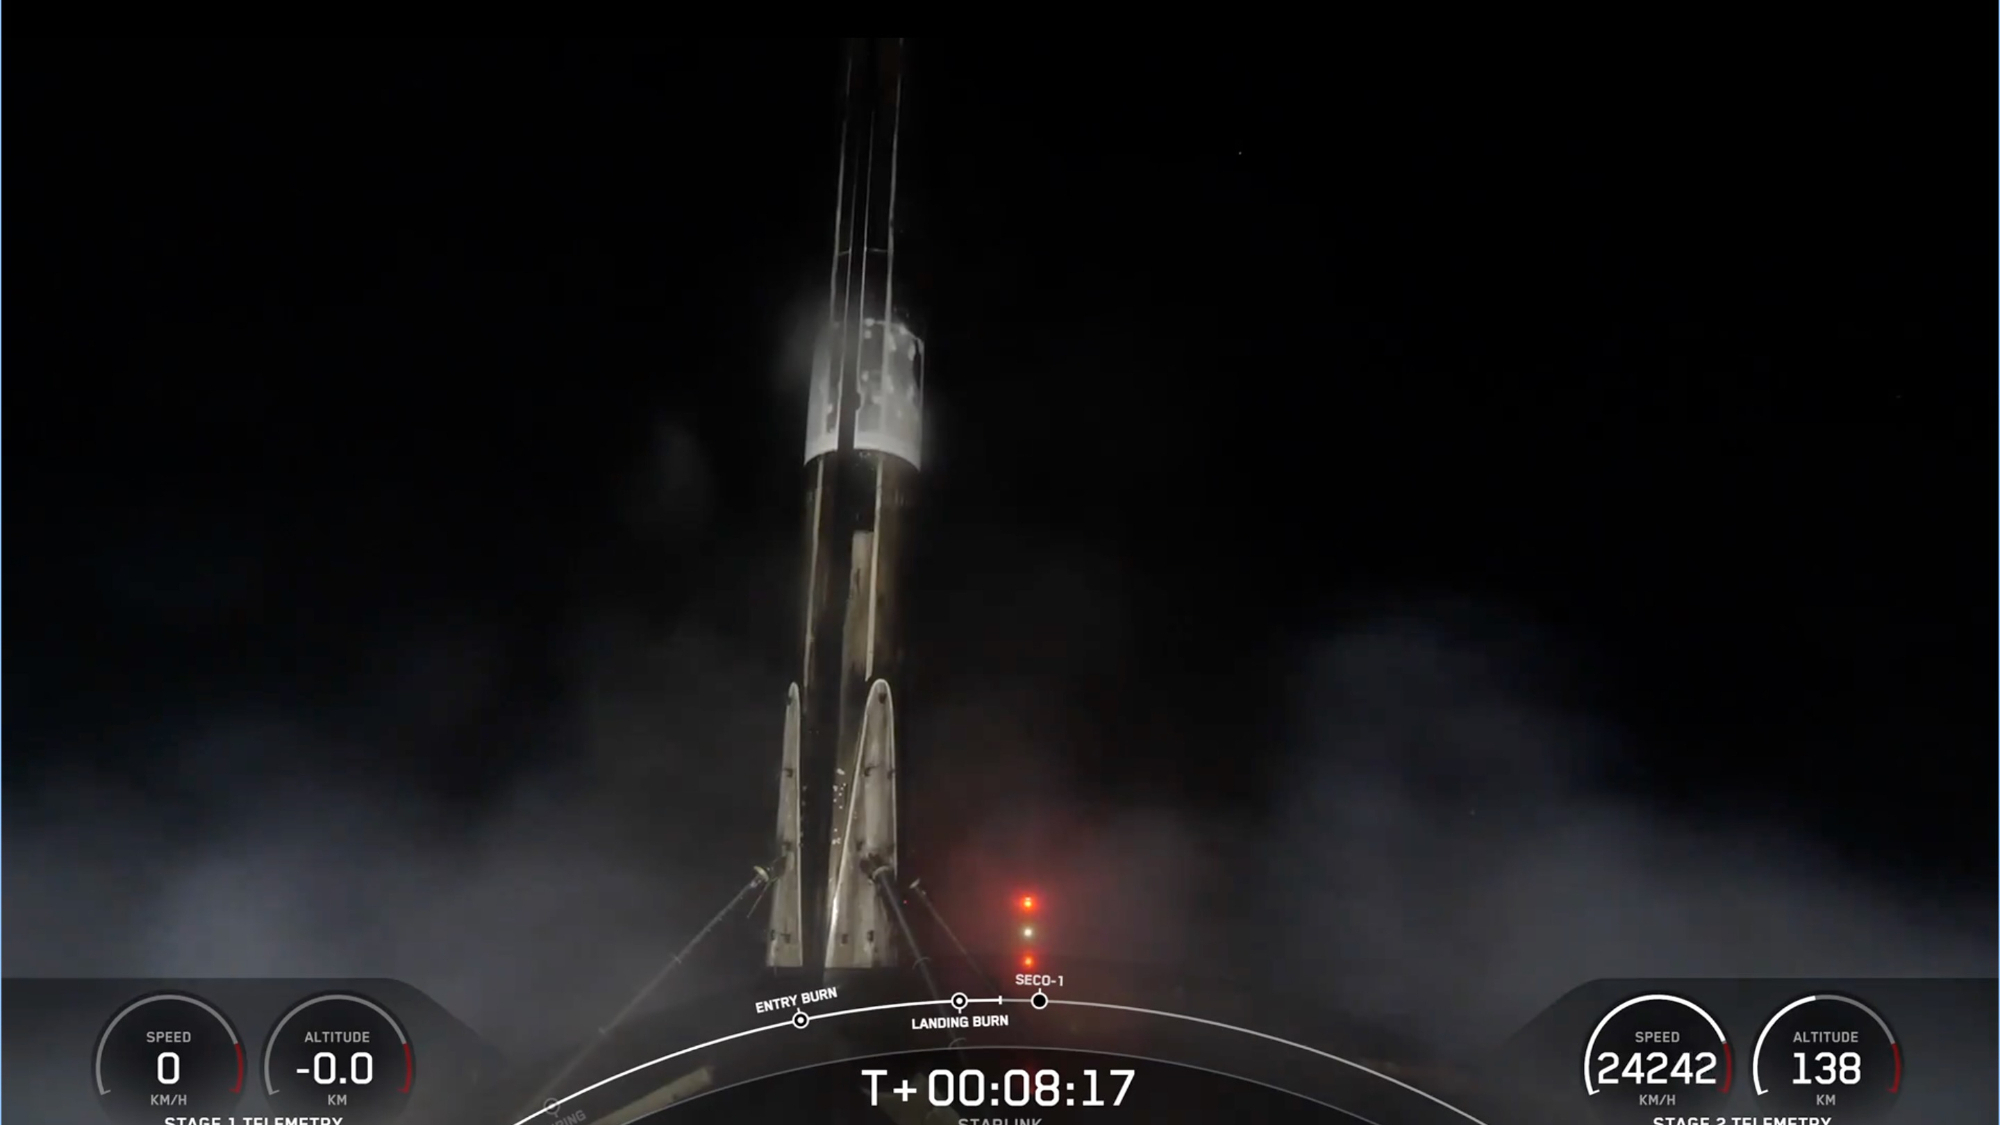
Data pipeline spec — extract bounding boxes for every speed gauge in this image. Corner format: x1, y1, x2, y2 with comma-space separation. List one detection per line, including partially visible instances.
1581, 993, 1731, 1125
93, 991, 245, 1124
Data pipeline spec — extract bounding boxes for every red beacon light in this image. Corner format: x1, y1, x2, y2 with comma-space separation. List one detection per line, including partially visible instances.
1016, 894, 1041, 973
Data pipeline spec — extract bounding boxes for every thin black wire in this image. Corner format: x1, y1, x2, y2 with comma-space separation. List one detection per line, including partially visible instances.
517, 864, 775, 1119
869, 864, 963, 1049
907, 877, 997, 995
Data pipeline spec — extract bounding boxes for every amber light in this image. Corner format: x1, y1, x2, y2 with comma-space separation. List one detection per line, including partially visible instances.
1021, 954, 1035, 968
1020, 895, 1035, 911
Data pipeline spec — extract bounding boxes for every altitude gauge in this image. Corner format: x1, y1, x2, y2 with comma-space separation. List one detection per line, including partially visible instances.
1752, 993, 1900, 1122
262, 992, 415, 1124
1581, 993, 1731, 1125
93, 992, 245, 1124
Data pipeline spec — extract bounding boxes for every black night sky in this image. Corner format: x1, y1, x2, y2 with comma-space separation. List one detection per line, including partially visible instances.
6, 38, 1991, 1065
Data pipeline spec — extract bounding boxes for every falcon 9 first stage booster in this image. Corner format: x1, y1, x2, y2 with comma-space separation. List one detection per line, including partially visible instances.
765, 38, 924, 979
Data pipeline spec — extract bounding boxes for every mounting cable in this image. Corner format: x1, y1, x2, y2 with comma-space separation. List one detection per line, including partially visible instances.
516, 861, 777, 1120
906, 877, 997, 995
866, 859, 962, 1049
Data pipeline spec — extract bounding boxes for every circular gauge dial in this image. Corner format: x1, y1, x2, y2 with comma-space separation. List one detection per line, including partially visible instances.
93, 992, 245, 1124
262, 992, 414, 1124
1752, 993, 1900, 1122
1581, 993, 1731, 1125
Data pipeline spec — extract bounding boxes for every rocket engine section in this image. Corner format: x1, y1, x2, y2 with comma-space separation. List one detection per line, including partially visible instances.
767, 37, 923, 978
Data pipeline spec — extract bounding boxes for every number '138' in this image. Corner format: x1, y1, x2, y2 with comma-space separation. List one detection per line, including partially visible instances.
1792, 1051, 1860, 1085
